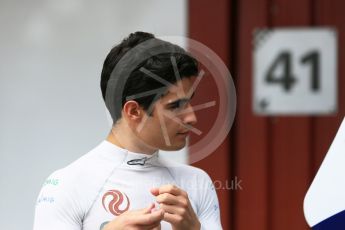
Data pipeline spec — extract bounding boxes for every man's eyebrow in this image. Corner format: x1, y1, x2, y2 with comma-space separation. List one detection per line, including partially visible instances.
165, 92, 195, 106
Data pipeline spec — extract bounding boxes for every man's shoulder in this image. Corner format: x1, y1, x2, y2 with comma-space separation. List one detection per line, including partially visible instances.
51, 143, 104, 179
36, 142, 119, 212
159, 157, 213, 183
41, 142, 116, 194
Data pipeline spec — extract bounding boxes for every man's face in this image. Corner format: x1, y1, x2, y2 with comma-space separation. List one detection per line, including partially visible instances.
135, 76, 198, 151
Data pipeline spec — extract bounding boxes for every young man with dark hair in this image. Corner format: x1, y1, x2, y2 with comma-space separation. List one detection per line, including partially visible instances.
34, 32, 222, 230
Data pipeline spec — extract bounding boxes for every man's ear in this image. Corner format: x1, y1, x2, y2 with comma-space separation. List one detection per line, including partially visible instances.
122, 100, 143, 122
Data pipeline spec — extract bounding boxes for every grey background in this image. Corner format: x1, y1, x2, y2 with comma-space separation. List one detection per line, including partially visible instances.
0, 0, 187, 229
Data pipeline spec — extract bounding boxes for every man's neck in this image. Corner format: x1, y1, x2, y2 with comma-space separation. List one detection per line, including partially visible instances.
106, 129, 157, 155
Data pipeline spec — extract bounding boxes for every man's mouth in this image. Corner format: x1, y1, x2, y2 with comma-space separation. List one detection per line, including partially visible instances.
177, 131, 190, 135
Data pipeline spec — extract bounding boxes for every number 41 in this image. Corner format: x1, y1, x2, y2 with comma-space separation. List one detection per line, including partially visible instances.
265, 51, 320, 92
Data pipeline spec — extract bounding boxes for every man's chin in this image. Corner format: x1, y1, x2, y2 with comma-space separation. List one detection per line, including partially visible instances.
160, 142, 186, 151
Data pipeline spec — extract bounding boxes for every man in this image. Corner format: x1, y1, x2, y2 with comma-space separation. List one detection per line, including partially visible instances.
33, 32, 222, 230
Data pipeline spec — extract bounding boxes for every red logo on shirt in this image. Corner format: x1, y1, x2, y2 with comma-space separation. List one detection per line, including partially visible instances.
102, 189, 130, 216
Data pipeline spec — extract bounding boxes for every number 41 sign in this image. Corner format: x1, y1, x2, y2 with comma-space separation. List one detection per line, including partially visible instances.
253, 28, 337, 115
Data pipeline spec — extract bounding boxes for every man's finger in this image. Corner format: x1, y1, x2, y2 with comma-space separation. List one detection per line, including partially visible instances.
156, 184, 184, 196
131, 209, 165, 225
138, 222, 161, 230
156, 193, 183, 206
129, 203, 155, 215
159, 203, 184, 215
141, 203, 155, 214
150, 187, 160, 196
162, 212, 181, 225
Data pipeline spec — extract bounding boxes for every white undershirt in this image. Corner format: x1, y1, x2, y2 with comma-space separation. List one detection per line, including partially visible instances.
33, 140, 222, 230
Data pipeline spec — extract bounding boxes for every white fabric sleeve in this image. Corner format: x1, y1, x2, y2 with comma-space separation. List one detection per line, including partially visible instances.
33, 170, 82, 230
197, 171, 223, 230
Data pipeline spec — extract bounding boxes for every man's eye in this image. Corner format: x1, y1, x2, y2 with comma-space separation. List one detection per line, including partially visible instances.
169, 102, 182, 109
168, 100, 188, 110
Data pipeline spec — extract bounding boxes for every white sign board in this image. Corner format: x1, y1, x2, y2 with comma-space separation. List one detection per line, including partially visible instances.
253, 28, 337, 115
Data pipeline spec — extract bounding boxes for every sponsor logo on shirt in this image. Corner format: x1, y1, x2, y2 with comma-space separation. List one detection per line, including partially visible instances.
102, 189, 130, 216
100, 221, 109, 230
43, 178, 59, 186
36, 195, 55, 205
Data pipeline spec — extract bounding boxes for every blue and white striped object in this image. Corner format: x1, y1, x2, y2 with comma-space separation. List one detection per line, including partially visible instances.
304, 117, 345, 229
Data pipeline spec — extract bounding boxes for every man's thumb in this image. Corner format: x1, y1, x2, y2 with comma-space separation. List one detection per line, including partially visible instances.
141, 203, 155, 214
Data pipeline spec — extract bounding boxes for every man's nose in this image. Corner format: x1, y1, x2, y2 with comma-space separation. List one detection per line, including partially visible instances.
183, 103, 197, 126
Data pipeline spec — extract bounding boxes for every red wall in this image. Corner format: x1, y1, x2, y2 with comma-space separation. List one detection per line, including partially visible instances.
189, 0, 345, 229
189, 0, 233, 229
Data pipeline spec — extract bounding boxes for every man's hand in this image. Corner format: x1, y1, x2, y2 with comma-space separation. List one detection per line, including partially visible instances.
150, 184, 201, 230
103, 203, 164, 230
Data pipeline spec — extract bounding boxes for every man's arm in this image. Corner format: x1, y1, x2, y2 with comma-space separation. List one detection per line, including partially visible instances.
34, 172, 165, 230
150, 172, 223, 230
150, 185, 201, 230
33, 171, 82, 230
197, 174, 223, 230
102, 203, 164, 230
